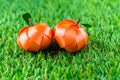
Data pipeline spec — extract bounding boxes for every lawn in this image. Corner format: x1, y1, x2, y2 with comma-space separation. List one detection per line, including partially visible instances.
0, 0, 120, 80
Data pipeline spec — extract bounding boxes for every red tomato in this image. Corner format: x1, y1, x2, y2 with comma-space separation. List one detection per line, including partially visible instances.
17, 23, 53, 52
54, 20, 88, 52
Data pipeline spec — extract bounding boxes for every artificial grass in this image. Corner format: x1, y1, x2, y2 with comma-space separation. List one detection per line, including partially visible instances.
0, 0, 120, 80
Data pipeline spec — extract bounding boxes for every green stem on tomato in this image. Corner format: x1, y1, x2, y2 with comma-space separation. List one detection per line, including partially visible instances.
75, 18, 80, 26
28, 18, 33, 26
22, 13, 34, 26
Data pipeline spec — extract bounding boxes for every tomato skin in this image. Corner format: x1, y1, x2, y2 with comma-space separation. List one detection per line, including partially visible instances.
54, 20, 88, 52
17, 23, 53, 52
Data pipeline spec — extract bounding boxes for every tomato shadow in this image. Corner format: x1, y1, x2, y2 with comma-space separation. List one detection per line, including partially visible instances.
41, 41, 65, 57
39, 41, 80, 58
31, 40, 81, 59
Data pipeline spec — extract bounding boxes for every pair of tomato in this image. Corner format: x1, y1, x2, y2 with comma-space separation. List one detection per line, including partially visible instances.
17, 18, 88, 52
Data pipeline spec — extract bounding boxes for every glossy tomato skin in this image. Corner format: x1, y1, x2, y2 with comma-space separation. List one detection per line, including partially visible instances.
54, 20, 88, 52
17, 23, 53, 52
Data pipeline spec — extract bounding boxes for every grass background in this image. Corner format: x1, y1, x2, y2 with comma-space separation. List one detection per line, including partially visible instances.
0, 0, 120, 80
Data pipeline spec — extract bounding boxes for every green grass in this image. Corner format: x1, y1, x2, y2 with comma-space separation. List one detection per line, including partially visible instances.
0, 0, 120, 80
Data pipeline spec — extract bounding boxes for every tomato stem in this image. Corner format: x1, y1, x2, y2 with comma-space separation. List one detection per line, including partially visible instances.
29, 18, 33, 26
22, 13, 34, 26
75, 18, 80, 26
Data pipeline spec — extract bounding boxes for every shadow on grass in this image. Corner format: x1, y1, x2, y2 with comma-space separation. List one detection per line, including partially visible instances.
32, 41, 80, 58
41, 41, 65, 57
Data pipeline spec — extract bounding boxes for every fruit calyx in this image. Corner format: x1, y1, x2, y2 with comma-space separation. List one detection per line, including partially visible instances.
75, 18, 80, 26
22, 13, 34, 26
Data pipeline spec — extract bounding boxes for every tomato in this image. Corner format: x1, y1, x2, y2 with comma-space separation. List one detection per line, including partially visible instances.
17, 23, 53, 52
54, 20, 88, 52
